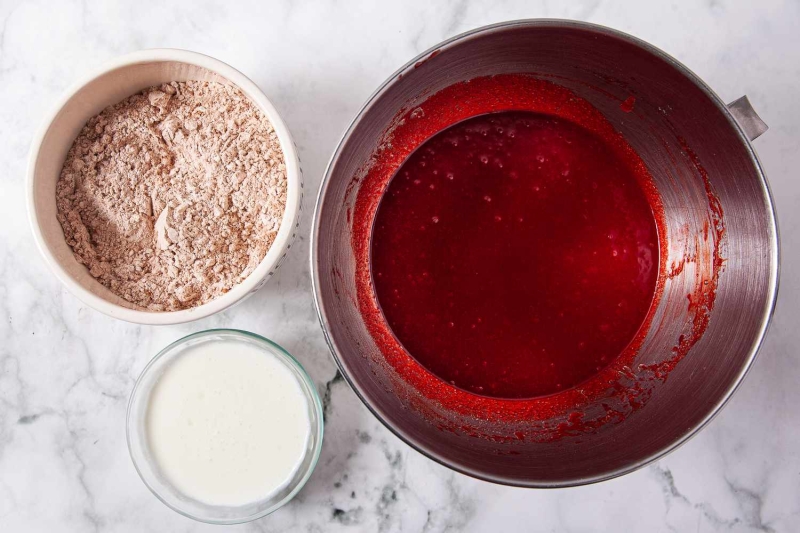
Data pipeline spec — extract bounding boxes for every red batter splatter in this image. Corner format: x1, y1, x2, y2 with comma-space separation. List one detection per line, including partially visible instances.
620, 96, 636, 113
414, 49, 441, 69
638, 139, 726, 378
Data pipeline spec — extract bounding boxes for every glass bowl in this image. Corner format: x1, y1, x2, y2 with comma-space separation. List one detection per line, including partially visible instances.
127, 329, 323, 524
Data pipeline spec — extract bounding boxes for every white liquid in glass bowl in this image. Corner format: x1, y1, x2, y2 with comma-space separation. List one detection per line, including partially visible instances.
127, 330, 323, 524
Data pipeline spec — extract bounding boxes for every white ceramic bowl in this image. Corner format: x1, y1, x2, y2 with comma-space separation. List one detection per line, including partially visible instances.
27, 49, 303, 324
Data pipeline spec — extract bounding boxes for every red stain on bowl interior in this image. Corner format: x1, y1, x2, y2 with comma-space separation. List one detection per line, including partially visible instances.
414, 49, 440, 69
620, 96, 636, 113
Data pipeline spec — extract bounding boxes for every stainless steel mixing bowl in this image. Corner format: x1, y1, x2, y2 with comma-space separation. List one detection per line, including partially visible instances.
311, 20, 778, 486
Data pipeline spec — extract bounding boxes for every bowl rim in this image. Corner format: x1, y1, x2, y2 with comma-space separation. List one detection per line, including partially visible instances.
126, 328, 325, 524
310, 19, 780, 488
26, 48, 302, 325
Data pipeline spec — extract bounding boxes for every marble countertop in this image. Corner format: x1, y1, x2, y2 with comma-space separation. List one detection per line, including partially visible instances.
1, 0, 799, 531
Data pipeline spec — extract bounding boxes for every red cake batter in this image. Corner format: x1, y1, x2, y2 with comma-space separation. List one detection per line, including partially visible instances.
371, 111, 659, 398
347, 74, 718, 439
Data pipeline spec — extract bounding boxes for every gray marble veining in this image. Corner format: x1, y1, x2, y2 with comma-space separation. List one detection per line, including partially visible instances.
1, 0, 798, 531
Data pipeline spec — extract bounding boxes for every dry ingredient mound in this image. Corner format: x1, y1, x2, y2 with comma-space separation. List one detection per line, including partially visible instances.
55, 81, 287, 311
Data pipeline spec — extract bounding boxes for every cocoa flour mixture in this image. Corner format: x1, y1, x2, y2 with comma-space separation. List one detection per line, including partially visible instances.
56, 81, 287, 311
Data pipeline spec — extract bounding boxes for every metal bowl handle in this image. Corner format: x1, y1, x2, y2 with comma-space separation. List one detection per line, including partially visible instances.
727, 95, 768, 141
